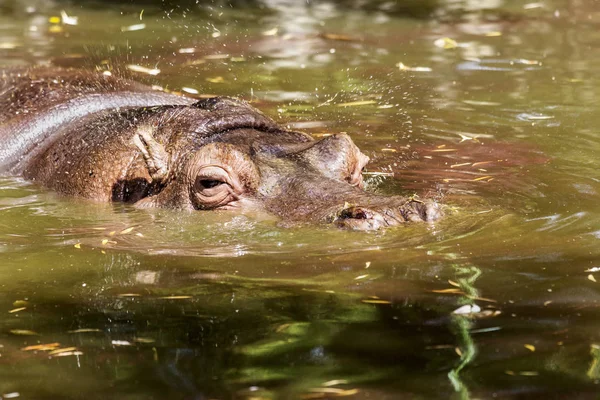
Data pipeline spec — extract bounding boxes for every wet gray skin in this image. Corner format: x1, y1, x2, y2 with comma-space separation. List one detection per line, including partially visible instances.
0, 67, 441, 230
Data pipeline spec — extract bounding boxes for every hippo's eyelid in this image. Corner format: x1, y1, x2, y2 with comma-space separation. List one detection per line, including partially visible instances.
198, 179, 224, 189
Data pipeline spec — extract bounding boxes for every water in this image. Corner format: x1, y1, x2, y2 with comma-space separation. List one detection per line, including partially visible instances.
1, 0, 600, 398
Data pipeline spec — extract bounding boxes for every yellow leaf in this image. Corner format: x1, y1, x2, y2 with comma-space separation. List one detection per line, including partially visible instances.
524, 344, 536, 352
22, 343, 60, 351
49, 347, 77, 355
10, 329, 39, 336
434, 37, 458, 49
361, 299, 391, 304
336, 100, 377, 107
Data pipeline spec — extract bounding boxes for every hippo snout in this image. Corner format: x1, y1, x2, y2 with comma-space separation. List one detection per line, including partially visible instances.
334, 199, 442, 231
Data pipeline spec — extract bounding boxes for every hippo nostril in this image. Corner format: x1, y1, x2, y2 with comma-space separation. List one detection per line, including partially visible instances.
339, 206, 372, 220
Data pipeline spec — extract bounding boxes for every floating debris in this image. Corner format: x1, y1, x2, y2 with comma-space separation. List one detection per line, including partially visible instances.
22, 343, 60, 351
320, 33, 358, 42
354, 274, 369, 280
10, 329, 39, 336
119, 227, 135, 235
397, 62, 432, 72
178, 47, 197, 54
322, 380, 348, 387
524, 2, 545, 9
121, 23, 146, 32
68, 328, 102, 333
307, 387, 359, 396
206, 76, 225, 83
126, 64, 160, 76
361, 299, 392, 305
117, 293, 142, 298
3, 393, 20, 399
524, 344, 536, 352
434, 37, 458, 49
473, 176, 493, 181
485, 31, 502, 37
336, 100, 376, 107
589, 274, 597, 283
450, 163, 471, 169
204, 54, 229, 60
158, 295, 192, 300
452, 304, 481, 315
586, 267, 600, 272
262, 27, 279, 36
49, 347, 77, 355
9, 307, 26, 313
112, 340, 133, 346
470, 326, 502, 334
74, 243, 81, 249
431, 288, 464, 294
60, 10, 78, 25
134, 337, 155, 344
55, 351, 84, 357
182, 87, 199, 95
0, 42, 19, 49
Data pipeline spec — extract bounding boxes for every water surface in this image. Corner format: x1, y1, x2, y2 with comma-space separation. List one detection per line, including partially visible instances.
1, 1, 600, 399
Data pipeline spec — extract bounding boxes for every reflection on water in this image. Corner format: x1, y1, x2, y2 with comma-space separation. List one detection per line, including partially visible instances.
2, 0, 600, 398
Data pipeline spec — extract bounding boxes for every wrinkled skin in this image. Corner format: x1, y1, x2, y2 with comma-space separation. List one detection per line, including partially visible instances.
0, 68, 441, 230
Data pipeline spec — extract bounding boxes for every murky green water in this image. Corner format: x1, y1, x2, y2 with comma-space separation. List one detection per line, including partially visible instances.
1, 0, 600, 398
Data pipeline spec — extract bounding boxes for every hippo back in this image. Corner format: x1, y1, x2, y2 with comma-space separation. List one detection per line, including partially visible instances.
0, 67, 194, 173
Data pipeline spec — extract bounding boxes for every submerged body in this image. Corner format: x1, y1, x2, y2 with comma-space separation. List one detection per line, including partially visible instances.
0, 67, 441, 230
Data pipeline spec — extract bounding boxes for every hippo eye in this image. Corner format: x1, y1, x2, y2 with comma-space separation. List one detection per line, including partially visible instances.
199, 179, 224, 189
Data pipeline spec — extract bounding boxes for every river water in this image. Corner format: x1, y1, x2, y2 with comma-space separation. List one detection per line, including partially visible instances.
1, 0, 600, 399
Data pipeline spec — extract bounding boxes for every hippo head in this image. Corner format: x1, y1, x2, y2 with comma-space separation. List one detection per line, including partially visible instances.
132, 103, 441, 231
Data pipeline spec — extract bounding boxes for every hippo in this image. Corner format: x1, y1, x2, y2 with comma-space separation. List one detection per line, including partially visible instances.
0, 67, 441, 230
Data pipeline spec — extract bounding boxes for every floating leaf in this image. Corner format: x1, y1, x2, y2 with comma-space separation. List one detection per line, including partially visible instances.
434, 37, 458, 49
68, 328, 102, 333
55, 351, 83, 357
60, 10, 78, 25
262, 27, 278, 36
524, 344, 536, 352
589, 274, 597, 282
111, 340, 133, 346
49, 347, 77, 355
134, 337, 155, 344
397, 62, 432, 72
119, 227, 135, 235
452, 304, 481, 315
74, 243, 81, 249
206, 76, 225, 83
126, 64, 160, 76
320, 33, 358, 42
337, 100, 376, 107
431, 288, 465, 294
121, 23, 146, 32
10, 329, 39, 336
22, 343, 60, 351
182, 87, 199, 95
361, 299, 391, 305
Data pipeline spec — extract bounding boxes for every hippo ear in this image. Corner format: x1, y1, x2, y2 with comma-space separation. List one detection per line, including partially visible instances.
133, 125, 170, 184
